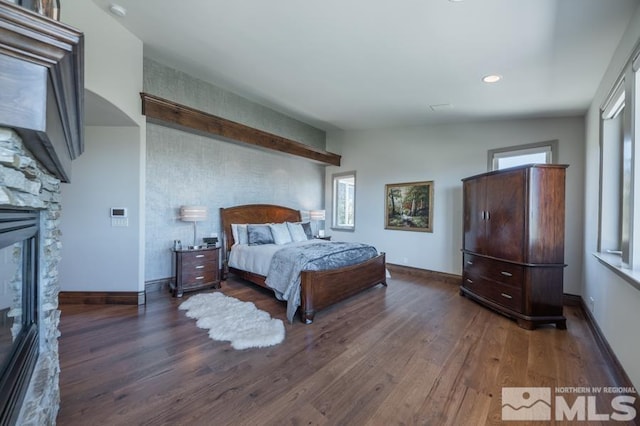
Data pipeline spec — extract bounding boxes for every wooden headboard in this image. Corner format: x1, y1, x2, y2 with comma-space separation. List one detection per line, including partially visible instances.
220, 204, 302, 253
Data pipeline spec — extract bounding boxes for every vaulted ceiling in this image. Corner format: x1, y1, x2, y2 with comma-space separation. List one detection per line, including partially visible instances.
92, 0, 639, 131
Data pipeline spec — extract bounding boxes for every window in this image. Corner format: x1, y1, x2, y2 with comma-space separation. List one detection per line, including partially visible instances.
332, 171, 355, 231
488, 140, 558, 171
599, 80, 625, 257
598, 46, 640, 272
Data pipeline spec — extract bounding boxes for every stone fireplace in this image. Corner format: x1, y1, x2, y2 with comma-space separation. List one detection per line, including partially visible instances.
0, 2, 84, 424
0, 127, 63, 424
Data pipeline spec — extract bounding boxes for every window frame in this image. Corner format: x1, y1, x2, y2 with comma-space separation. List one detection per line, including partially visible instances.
487, 140, 558, 171
598, 78, 625, 257
595, 43, 640, 286
331, 171, 356, 232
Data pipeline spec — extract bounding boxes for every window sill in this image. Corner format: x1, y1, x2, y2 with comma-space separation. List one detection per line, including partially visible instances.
330, 227, 355, 232
593, 252, 640, 291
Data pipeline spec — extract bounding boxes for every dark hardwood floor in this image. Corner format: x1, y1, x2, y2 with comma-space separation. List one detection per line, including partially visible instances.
57, 272, 637, 425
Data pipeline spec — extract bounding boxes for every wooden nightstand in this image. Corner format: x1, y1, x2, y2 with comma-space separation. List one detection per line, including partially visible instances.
172, 246, 221, 297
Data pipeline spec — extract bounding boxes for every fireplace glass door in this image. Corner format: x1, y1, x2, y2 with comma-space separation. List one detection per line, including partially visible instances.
0, 209, 38, 424
0, 243, 23, 369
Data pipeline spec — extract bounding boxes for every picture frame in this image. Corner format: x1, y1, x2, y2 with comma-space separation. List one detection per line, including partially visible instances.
385, 180, 434, 232
12, 0, 60, 20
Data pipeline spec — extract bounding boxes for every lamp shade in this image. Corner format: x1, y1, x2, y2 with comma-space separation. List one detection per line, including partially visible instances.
180, 206, 207, 222
309, 210, 325, 221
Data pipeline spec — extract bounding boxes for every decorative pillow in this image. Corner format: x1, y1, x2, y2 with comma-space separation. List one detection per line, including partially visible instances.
247, 224, 274, 245
231, 224, 239, 243
231, 224, 249, 245
287, 222, 308, 242
300, 222, 313, 239
269, 223, 293, 245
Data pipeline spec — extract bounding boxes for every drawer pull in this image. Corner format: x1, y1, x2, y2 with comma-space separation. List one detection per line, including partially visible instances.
466, 260, 473, 265
195, 265, 205, 269
195, 276, 205, 280
195, 254, 205, 258
500, 293, 513, 299
466, 279, 473, 284
501, 271, 513, 277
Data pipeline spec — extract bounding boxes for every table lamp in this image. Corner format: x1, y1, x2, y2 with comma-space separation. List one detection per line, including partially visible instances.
180, 205, 207, 248
309, 209, 326, 237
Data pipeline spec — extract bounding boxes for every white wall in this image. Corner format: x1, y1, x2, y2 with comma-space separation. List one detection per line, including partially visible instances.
59, 0, 145, 293
583, 4, 640, 389
326, 116, 585, 294
60, 127, 143, 291
61, 0, 144, 126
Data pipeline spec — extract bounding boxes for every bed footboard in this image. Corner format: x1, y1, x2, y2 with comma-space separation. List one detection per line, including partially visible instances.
300, 252, 387, 323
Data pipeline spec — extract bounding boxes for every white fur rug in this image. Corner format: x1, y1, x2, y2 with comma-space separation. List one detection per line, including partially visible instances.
178, 292, 285, 350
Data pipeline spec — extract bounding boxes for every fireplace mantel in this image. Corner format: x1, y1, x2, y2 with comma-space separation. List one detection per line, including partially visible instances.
0, 1, 84, 182
0, 1, 84, 424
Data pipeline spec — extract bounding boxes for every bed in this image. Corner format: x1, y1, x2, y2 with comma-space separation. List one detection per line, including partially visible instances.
220, 204, 387, 324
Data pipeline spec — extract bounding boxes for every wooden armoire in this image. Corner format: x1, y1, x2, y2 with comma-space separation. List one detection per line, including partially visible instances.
460, 164, 568, 329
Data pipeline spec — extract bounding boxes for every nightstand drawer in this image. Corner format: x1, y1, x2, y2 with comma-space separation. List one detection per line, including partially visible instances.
180, 258, 217, 273
182, 250, 218, 267
181, 269, 217, 284
172, 247, 221, 297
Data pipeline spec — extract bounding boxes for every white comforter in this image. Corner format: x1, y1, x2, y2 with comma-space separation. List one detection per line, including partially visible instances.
228, 239, 329, 276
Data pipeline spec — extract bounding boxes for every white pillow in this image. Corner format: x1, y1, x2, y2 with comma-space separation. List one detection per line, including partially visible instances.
269, 223, 292, 245
231, 224, 249, 245
287, 222, 308, 242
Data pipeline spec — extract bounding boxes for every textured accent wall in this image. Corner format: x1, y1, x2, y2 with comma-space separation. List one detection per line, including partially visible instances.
144, 60, 326, 282
144, 58, 325, 150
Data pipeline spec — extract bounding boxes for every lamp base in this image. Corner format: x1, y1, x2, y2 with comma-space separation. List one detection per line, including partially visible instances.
192, 221, 198, 247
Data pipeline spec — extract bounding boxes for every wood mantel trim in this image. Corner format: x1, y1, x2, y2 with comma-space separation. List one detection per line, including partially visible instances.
140, 92, 341, 166
0, 2, 84, 182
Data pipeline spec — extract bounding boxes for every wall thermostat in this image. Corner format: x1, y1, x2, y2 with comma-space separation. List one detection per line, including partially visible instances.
110, 207, 128, 218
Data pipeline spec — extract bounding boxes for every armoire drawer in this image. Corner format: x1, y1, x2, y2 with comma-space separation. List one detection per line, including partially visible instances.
463, 253, 524, 289
483, 261, 523, 289
463, 253, 485, 276
462, 274, 522, 312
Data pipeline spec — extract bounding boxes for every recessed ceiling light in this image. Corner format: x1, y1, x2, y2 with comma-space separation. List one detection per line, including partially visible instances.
430, 103, 454, 112
109, 3, 127, 17
482, 74, 502, 83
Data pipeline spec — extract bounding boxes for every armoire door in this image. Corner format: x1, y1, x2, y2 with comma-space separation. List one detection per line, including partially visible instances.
484, 169, 526, 262
463, 176, 487, 254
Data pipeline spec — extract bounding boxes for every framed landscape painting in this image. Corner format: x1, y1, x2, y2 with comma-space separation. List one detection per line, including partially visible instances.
385, 180, 434, 232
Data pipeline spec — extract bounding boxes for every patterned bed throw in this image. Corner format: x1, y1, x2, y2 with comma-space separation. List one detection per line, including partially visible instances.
265, 241, 378, 322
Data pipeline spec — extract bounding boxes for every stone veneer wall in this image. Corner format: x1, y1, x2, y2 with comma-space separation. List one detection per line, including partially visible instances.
0, 127, 62, 424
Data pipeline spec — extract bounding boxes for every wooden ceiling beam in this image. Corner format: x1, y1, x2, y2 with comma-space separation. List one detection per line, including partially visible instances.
140, 93, 341, 166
